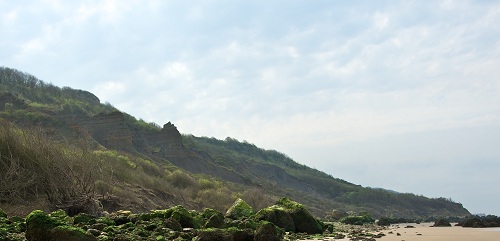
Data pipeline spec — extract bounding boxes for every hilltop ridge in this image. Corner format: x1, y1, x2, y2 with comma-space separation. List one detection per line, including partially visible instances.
0, 66, 470, 219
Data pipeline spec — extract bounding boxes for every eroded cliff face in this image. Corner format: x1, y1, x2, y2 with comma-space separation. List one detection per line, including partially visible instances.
80, 111, 134, 151
144, 122, 184, 158
77, 112, 250, 185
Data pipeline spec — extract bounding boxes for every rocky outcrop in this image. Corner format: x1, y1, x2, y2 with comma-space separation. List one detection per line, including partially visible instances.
432, 218, 451, 227
254, 197, 323, 234
80, 111, 134, 151
76, 112, 251, 185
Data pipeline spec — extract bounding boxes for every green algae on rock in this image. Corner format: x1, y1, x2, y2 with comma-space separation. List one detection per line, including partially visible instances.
225, 198, 254, 220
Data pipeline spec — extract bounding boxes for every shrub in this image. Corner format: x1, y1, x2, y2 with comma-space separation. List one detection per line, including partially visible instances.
168, 170, 197, 189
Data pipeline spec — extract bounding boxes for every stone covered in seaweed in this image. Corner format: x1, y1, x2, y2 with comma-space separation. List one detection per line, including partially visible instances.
225, 198, 254, 220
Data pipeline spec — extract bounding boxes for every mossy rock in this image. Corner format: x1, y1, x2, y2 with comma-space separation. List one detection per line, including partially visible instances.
155, 236, 167, 241
149, 209, 172, 219
275, 197, 323, 234
25, 210, 60, 241
74, 213, 96, 225
194, 228, 233, 241
110, 214, 130, 226
50, 209, 67, 218
0, 209, 7, 218
164, 218, 182, 231
275, 197, 304, 211
254, 205, 295, 232
288, 208, 323, 234
229, 228, 254, 241
201, 208, 222, 220
49, 209, 72, 224
225, 198, 254, 220
205, 213, 225, 228
50, 225, 97, 241
169, 206, 194, 228
254, 222, 281, 241
96, 217, 116, 226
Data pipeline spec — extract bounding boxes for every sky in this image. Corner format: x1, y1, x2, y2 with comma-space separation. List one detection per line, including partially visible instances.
1, 0, 500, 215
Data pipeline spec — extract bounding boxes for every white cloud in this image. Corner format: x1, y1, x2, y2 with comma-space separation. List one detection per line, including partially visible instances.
3, 0, 500, 215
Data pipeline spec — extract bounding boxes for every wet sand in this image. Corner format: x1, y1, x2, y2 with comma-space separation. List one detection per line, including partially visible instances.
379, 223, 500, 241
297, 223, 500, 241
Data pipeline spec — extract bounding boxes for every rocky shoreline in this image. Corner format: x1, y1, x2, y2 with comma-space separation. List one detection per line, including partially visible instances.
0, 197, 336, 241
1, 197, 498, 241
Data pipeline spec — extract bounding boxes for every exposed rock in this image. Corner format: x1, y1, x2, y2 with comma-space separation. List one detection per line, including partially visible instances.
432, 218, 451, 227
80, 111, 134, 151
225, 198, 254, 220
458, 215, 500, 228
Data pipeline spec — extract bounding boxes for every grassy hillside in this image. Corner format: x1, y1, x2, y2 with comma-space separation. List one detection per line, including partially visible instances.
0, 66, 470, 219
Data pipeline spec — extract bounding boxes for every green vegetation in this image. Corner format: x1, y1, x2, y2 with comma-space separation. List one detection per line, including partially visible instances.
225, 198, 254, 220
1, 199, 335, 240
0, 66, 470, 222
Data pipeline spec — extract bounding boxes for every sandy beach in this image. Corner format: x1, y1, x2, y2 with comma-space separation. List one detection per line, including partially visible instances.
378, 223, 500, 241
298, 223, 500, 241
379, 223, 500, 241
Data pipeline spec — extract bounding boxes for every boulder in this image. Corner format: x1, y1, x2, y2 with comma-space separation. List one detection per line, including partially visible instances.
254, 206, 295, 232
275, 197, 323, 234
25, 210, 98, 241
432, 218, 451, 227
164, 218, 182, 231
201, 208, 223, 219
230, 228, 254, 241
169, 205, 194, 228
25, 210, 59, 241
225, 198, 254, 220
194, 229, 233, 241
254, 222, 280, 241
49, 226, 97, 241
205, 213, 225, 228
